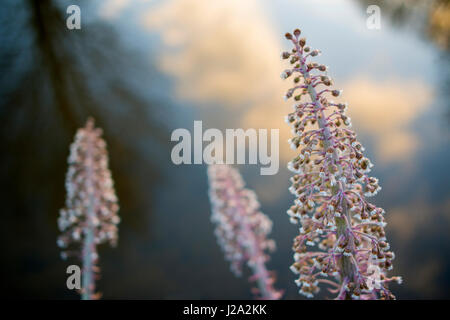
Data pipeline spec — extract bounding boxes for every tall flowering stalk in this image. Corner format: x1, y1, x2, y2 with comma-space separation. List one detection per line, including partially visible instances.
57, 118, 120, 300
207, 164, 282, 300
281, 29, 401, 299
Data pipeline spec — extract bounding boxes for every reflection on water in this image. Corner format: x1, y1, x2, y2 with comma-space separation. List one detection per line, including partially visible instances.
354, 0, 450, 123
343, 77, 432, 163
355, 0, 450, 50
1, 0, 449, 299
0, 0, 169, 298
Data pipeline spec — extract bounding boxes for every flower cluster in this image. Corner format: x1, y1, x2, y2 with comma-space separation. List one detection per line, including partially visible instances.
57, 118, 120, 299
281, 29, 401, 299
207, 164, 282, 300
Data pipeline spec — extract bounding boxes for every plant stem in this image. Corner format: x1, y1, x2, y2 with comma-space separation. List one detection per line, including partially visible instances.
82, 137, 96, 300
296, 46, 357, 298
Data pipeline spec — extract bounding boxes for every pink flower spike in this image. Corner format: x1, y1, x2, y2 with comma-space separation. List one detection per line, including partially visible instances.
57, 118, 120, 300
282, 29, 399, 300
207, 164, 282, 300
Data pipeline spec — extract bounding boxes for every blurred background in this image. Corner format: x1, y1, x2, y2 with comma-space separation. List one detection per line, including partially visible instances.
0, 0, 449, 299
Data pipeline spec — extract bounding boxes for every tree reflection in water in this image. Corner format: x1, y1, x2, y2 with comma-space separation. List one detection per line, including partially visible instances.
0, 0, 169, 298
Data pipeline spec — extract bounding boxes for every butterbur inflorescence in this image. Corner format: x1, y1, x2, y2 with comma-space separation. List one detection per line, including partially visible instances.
207, 164, 282, 300
57, 118, 120, 300
281, 29, 401, 299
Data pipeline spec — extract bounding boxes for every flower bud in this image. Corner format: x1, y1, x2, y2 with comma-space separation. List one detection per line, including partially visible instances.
281, 51, 291, 59
299, 38, 306, 47
332, 89, 342, 97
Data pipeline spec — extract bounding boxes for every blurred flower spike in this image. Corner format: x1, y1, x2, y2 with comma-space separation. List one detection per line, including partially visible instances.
207, 164, 282, 300
57, 118, 120, 300
282, 29, 401, 299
